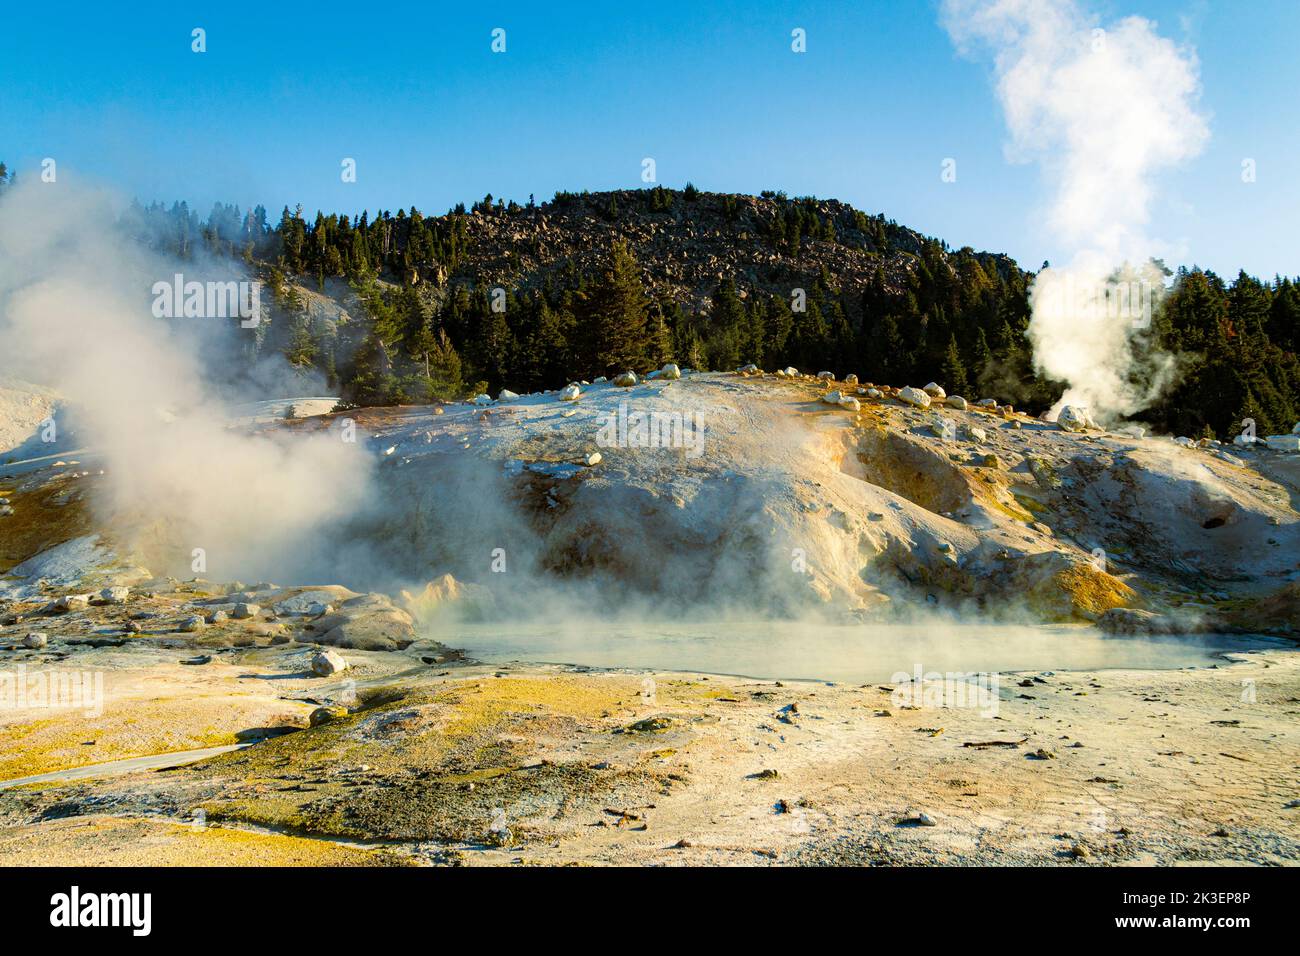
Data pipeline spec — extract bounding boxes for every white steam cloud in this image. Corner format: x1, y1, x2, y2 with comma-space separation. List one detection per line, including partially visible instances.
943, 0, 1209, 420
0, 180, 374, 583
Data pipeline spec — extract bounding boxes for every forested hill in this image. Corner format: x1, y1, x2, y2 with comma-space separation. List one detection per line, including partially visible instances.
1, 164, 1296, 438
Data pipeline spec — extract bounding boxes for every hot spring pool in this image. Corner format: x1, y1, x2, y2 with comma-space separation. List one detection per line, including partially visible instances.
441, 620, 1282, 685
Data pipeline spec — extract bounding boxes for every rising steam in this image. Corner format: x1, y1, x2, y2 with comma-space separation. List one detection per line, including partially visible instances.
942, 0, 1209, 420
0, 179, 374, 583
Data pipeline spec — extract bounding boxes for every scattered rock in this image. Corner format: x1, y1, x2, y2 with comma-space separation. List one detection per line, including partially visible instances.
558, 383, 581, 402
310, 649, 348, 676
98, 586, 130, 605
1056, 405, 1096, 433
497, 389, 519, 401
659, 363, 682, 380
310, 705, 349, 726
898, 386, 932, 409
946, 395, 968, 410
23, 632, 47, 649
613, 371, 638, 387
232, 602, 260, 619
179, 615, 206, 632
922, 382, 946, 399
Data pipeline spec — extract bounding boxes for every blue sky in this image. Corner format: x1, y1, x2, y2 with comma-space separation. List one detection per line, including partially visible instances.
1, 0, 1296, 277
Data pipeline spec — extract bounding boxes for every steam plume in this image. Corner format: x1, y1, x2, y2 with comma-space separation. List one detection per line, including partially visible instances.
942, 0, 1209, 420
0, 179, 374, 583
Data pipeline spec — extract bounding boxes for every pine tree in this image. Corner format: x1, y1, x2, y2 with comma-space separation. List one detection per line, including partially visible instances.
941, 334, 969, 395
581, 240, 650, 375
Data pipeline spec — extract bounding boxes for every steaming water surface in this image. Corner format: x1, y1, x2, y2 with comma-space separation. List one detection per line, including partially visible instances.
450, 622, 1280, 684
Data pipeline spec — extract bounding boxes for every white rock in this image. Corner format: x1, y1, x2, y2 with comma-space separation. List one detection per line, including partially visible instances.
1292, 421, 1300, 435
965, 426, 987, 444
839, 396, 861, 411
1173, 436, 1195, 447
179, 615, 206, 632
817, 371, 834, 381
613, 371, 638, 387
497, 389, 519, 401
843, 374, 858, 386
976, 398, 998, 407
593, 376, 608, 384
23, 632, 47, 649
898, 386, 932, 409
558, 384, 581, 402
470, 394, 493, 406
584, 452, 603, 466
945, 395, 968, 411
821, 390, 843, 405
922, 382, 946, 399
866, 388, 883, 399
99, 586, 130, 605
737, 364, 759, 374
54, 594, 90, 613
1056, 406, 1094, 433
1232, 433, 1258, 446
783, 367, 799, 377
311, 649, 348, 677
1265, 434, 1300, 452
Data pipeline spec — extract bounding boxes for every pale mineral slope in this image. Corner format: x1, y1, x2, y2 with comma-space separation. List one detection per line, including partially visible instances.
336, 371, 1300, 631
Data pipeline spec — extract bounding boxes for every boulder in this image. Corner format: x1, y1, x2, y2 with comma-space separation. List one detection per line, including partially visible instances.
964, 426, 988, 444
1232, 433, 1258, 447
1056, 405, 1094, 433
898, 386, 932, 409
470, 394, 493, 406
179, 615, 206, 632
310, 705, 349, 727
232, 602, 260, 619
1293, 422, 1300, 435
1265, 434, 1300, 452
782, 367, 799, 377
271, 587, 359, 616
23, 632, 47, 649
945, 395, 968, 411
843, 374, 858, 386
659, 363, 681, 380
310, 649, 348, 676
816, 371, 834, 381
922, 382, 946, 399
820, 390, 843, 404
736, 364, 759, 375
976, 398, 998, 407
497, 389, 519, 401
865, 388, 883, 399
205, 609, 228, 625
839, 396, 861, 411
558, 384, 581, 401
50, 594, 90, 613
612, 371, 638, 387
99, 586, 130, 605
310, 593, 418, 650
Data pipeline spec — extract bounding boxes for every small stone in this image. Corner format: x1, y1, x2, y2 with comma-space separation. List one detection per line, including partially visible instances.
309, 705, 349, 727
23, 632, 48, 649
311, 649, 348, 676
99, 586, 130, 605
205, 609, 228, 625
179, 615, 206, 632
